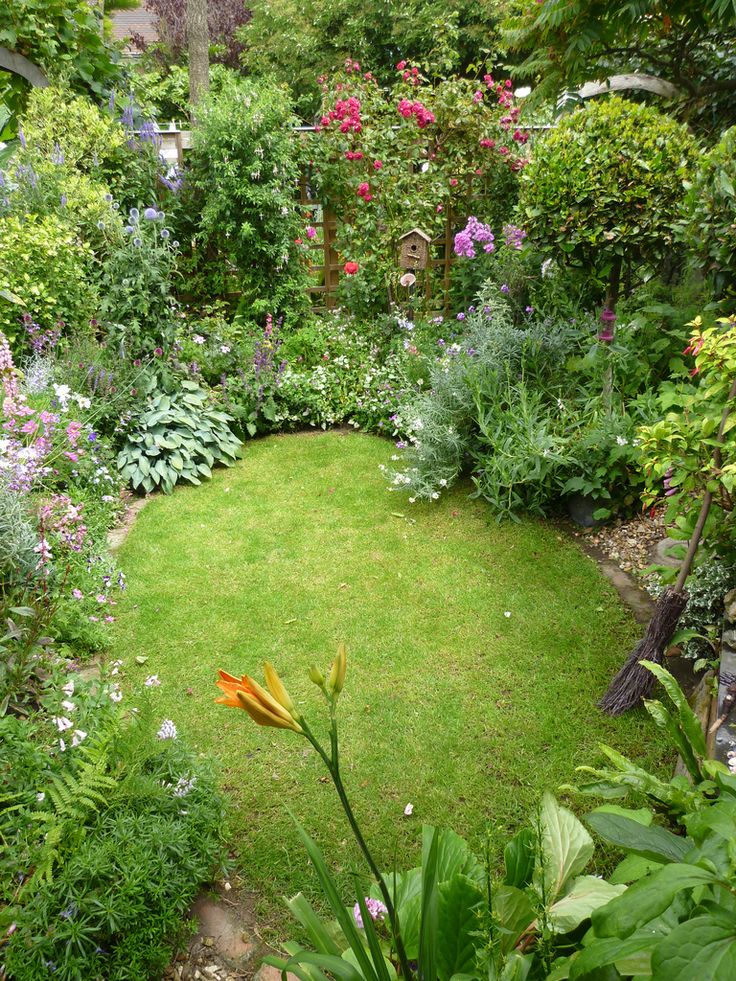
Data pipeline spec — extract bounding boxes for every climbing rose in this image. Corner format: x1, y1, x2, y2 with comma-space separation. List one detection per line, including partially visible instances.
344, 261, 359, 275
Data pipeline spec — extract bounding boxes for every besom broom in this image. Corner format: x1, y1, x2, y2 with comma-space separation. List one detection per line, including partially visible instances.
599, 373, 736, 716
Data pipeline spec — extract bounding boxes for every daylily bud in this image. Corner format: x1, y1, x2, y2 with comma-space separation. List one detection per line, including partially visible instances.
308, 664, 325, 687
263, 661, 298, 716
328, 643, 347, 696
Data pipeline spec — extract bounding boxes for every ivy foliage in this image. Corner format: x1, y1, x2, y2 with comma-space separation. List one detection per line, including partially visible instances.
0, 0, 120, 133
518, 98, 697, 293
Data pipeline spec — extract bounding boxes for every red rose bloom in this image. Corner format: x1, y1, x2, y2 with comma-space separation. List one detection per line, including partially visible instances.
344, 261, 359, 275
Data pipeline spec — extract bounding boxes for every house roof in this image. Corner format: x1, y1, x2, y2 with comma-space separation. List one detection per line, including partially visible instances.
110, 8, 159, 48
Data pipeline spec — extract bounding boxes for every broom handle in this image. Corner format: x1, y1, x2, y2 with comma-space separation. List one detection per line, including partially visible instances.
674, 374, 736, 594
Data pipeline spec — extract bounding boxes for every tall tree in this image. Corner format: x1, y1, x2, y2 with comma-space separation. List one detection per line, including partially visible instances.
187, 0, 209, 114
504, 0, 736, 131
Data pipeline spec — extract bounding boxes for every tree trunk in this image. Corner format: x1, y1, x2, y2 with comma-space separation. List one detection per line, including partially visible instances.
187, 0, 209, 122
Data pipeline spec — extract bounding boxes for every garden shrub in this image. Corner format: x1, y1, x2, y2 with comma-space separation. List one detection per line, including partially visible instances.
117, 380, 243, 494
679, 126, 736, 298
189, 76, 310, 328
0, 485, 39, 592
21, 87, 127, 174
99, 205, 181, 358
20, 85, 167, 214
519, 97, 698, 304
638, 314, 736, 563
0, 162, 123, 258
0, 214, 99, 351
387, 290, 581, 511
1, 691, 227, 981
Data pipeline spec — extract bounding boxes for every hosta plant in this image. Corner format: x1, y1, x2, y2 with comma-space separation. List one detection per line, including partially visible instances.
117, 381, 242, 494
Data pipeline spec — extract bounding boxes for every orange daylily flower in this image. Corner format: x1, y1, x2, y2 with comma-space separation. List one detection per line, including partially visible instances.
215, 666, 302, 732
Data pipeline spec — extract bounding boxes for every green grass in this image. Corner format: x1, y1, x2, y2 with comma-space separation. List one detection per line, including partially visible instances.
110, 431, 668, 930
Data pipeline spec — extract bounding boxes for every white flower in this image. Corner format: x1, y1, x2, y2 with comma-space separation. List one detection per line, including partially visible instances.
404, 802, 414, 816
109, 685, 123, 703
192, 334, 205, 345
504, 611, 512, 618
616, 436, 628, 446
145, 674, 161, 687
220, 344, 231, 354
62, 680, 75, 697
59, 738, 66, 752
431, 492, 439, 500
36, 792, 45, 802
71, 729, 87, 748
53, 383, 71, 406
61, 700, 76, 713
157, 719, 177, 740
53, 716, 73, 732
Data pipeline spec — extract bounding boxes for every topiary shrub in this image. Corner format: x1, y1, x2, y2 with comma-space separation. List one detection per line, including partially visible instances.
518, 97, 698, 308
678, 126, 736, 298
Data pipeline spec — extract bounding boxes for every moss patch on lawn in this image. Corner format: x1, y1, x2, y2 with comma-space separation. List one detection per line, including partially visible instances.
110, 431, 669, 930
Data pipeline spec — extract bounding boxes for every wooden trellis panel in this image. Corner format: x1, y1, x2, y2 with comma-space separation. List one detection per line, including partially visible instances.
298, 168, 340, 311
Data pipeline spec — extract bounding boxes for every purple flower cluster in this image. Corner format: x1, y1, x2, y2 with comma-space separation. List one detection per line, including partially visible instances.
353, 897, 388, 929
23, 312, 61, 355
453, 216, 495, 259
502, 223, 526, 251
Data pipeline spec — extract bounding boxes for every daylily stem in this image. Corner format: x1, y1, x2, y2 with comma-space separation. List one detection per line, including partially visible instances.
300, 719, 413, 979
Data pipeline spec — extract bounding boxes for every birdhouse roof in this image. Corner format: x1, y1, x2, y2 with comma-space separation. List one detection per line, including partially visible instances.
399, 228, 431, 243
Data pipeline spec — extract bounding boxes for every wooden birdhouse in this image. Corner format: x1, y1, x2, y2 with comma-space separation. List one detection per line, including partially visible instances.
399, 228, 431, 270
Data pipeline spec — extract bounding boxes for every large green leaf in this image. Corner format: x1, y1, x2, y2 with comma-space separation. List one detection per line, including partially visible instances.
651, 911, 736, 981
418, 828, 439, 981
424, 826, 483, 886
504, 828, 536, 888
436, 874, 484, 981
547, 876, 626, 934
641, 662, 707, 759
493, 886, 535, 954
592, 864, 718, 939
569, 933, 660, 979
540, 793, 594, 902
286, 893, 342, 956
586, 811, 691, 864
